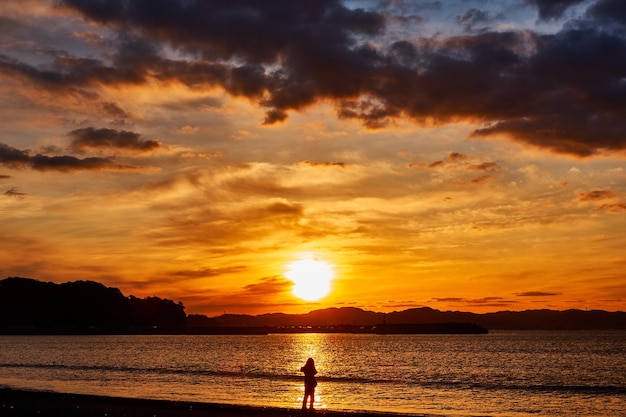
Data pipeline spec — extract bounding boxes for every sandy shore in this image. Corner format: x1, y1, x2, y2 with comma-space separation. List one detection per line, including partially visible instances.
0, 388, 428, 417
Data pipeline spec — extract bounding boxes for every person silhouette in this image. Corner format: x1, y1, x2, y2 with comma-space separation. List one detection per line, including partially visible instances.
300, 357, 317, 411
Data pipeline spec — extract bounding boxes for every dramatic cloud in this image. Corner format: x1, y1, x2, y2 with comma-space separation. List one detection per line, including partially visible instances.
472, 26, 626, 156
0, 1, 616, 156
69, 127, 161, 152
0, 143, 141, 172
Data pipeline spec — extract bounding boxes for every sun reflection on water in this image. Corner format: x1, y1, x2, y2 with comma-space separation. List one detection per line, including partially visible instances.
288, 334, 332, 410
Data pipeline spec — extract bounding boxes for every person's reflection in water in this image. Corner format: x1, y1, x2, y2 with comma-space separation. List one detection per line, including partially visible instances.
300, 357, 317, 411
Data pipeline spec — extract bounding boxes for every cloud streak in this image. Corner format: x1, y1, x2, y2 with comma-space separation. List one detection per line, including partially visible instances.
0, 143, 143, 172
69, 127, 161, 152
514, 291, 561, 297
3, 186, 27, 198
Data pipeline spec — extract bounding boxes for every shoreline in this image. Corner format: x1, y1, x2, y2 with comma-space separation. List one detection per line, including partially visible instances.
0, 388, 433, 417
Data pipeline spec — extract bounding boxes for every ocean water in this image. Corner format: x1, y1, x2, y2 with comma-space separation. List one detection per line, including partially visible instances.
1, 331, 625, 416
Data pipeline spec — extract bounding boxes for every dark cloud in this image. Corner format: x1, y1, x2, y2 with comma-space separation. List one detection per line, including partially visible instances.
579, 190, 617, 201
382, 300, 421, 309
0, 143, 31, 166
468, 175, 495, 184
447, 152, 467, 161
242, 276, 292, 297
4, 187, 27, 198
514, 291, 561, 297
425, 153, 500, 173
263, 202, 304, 217
524, 0, 587, 21
0, 142, 141, 172
77, 0, 382, 59
456, 8, 504, 32
433, 297, 464, 302
71, 30, 107, 46
300, 160, 347, 168
99, 102, 130, 118
0, 0, 613, 156
69, 127, 161, 152
30, 154, 131, 172
0, 174, 11, 179
0, 52, 140, 93
471, 26, 626, 156
428, 152, 468, 169
586, 0, 626, 26
598, 202, 626, 213
433, 296, 516, 307
578, 190, 625, 213
473, 162, 499, 172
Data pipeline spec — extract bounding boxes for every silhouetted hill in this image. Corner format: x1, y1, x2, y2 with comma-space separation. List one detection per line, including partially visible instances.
196, 307, 384, 328
0, 277, 186, 334
382, 307, 626, 330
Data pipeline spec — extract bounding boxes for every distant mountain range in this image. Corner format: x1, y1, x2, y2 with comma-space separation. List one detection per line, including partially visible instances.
190, 305, 626, 331
2, 277, 625, 334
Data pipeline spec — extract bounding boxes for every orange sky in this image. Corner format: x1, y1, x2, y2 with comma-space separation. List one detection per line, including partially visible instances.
1, 0, 625, 316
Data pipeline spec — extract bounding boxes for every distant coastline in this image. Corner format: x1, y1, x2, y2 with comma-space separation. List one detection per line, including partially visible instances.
184, 322, 488, 335
2, 277, 625, 335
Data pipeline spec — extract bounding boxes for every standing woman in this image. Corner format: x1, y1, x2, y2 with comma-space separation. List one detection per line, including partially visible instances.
300, 357, 318, 410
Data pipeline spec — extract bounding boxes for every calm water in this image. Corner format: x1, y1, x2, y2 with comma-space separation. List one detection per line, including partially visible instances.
1, 331, 625, 416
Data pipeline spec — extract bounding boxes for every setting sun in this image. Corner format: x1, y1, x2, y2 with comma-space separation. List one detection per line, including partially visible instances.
285, 257, 335, 301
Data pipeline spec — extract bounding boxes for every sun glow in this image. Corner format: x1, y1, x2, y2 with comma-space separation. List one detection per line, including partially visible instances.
285, 257, 335, 301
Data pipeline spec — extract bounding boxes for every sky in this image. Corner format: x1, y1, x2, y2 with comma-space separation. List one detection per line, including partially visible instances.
1, 0, 625, 316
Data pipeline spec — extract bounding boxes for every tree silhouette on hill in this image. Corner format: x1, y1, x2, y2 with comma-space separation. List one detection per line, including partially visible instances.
0, 277, 186, 333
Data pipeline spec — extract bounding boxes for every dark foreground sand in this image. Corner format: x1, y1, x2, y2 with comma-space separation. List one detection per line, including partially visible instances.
0, 389, 427, 417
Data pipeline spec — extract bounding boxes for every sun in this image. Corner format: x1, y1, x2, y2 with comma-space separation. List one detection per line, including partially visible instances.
285, 257, 335, 301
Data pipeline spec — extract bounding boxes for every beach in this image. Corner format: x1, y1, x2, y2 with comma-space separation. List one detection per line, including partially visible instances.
1, 389, 426, 417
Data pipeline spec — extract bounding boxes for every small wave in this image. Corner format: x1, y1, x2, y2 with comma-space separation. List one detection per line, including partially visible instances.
0, 363, 307, 384
0, 362, 398, 386
438, 380, 626, 396
519, 384, 626, 395
2, 363, 624, 396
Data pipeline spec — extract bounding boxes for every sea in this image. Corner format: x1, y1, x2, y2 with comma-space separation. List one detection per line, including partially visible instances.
1, 331, 625, 417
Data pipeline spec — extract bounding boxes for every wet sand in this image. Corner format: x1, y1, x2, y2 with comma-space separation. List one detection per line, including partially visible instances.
0, 388, 429, 417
